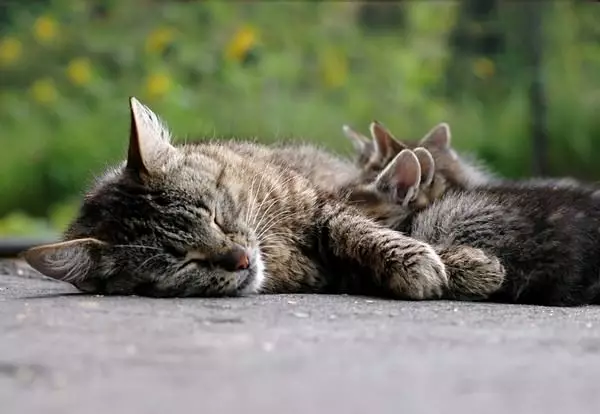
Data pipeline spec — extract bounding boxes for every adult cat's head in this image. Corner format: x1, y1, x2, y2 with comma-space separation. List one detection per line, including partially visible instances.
22, 97, 265, 297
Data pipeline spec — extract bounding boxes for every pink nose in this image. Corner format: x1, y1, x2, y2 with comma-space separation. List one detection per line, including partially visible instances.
236, 251, 250, 270
214, 245, 250, 272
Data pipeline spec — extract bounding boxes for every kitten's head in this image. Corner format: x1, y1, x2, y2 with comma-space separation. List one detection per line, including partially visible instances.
341, 147, 437, 228
343, 121, 491, 190
22, 97, 264, 297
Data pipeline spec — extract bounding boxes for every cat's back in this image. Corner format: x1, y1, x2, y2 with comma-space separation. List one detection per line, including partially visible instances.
412, 182, 600, 256
481, 182, 600, 222
217, 139, 358, 194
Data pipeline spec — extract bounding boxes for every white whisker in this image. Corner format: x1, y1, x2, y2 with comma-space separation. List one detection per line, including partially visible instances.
112, 244, 163, 251
133, 253, 168, 274
255, 209, 296, 240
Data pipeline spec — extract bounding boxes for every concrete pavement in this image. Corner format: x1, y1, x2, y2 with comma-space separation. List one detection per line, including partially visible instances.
2, 259, 600, 414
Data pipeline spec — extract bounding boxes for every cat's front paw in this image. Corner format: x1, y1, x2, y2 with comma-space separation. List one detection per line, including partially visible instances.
438, 245, 505, 300
388, 242, 448, 300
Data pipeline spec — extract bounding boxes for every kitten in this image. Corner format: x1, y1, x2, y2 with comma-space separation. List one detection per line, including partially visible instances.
344, 147, 600, 306
343, 121, 586, 193
21, 97, 476, 300
343, 121, 495, 192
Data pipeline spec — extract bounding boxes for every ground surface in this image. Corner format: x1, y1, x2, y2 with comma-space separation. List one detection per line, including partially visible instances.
2, 260, 600, 414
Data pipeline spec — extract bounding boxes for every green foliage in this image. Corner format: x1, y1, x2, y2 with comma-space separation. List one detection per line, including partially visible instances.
0, 1, 599, 236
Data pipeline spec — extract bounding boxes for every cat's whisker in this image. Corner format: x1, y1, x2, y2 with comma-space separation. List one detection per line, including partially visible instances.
248, 171, 272, 227
258, 238, 293, 249
258, 233, 295, 251
133, 253, 168, 275
251, 173, 296, 231
253, 198, 282, 235
255, 208, 296, 239
256, 213, 297, 241
258, 232, 293, 242
248, 173, 269, 229
252, 176, 297, 233
112, 244, 163, 251
245, 174, 258, 224
257, 243, 286, 253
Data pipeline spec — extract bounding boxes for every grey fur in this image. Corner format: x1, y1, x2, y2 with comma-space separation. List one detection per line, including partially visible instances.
23, 98, 456, 300
346, 146, 600, 306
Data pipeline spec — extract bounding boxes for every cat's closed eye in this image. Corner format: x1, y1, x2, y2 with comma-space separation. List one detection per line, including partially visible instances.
195, 200, 218, 220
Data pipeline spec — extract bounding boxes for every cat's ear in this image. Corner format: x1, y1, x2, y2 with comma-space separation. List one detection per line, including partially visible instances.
374, 149, 421, 206
419, 122, 451, 150
369, 121, 407, 160
21, 238, 106, 283
127, 96, 174, 176
342, 124, 371, 155
413, 147, 435, 187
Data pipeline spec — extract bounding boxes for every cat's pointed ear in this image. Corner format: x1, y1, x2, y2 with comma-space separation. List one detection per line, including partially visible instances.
127, 96, 174, 176
419, 122, 451, 150
21, 238, 106, 283
413, 147, 435, 187
369, 121, 407, 160
374, 149, 421, 206
342, 124, 371, 154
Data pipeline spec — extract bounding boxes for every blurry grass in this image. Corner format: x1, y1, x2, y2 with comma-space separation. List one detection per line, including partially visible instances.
0, 1, 599, 236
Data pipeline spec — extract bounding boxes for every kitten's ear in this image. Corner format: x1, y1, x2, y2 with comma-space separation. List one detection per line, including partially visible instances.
127, 96, 174, 176
374, 149, 421, 206
369, 121, 407, 160
21, 238, 106, 283
342, 124, 371, 154
413, 147, 435, 187
419, 122, 451, 150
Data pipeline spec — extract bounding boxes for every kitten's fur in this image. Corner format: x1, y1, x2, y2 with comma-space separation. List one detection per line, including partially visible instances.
345, 146, 600, 306
343, 121, 585, 193
22, 98, 507, 300
343, 121, 495, 193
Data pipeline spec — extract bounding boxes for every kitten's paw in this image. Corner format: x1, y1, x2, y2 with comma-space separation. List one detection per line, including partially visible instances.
389, 242, 448, 300
438, 245, 505, 300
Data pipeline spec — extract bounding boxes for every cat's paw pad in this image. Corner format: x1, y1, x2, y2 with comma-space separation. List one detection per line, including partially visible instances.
389, 242, 448, 300
439, 245, 505, 300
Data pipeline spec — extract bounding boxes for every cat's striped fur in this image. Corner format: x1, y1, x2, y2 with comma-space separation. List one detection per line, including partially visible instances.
344, 144, 600, 306
23, 98, 486, 300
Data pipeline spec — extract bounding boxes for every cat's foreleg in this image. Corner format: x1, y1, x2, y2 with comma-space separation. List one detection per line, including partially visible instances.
319, 204, 448, 300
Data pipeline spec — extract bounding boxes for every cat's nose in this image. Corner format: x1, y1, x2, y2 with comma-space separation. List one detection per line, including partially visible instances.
214, 245, 250, 272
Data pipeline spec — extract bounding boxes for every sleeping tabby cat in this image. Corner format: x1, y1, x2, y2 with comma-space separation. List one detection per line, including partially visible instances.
22, 98, 504, 300
343, 145, 600, 306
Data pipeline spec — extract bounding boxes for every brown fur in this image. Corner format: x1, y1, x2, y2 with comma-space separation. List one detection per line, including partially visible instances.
339, 148, 506, 300
342, 121, 495, 203
22, 98, 453, 300
343, 145, 600, 306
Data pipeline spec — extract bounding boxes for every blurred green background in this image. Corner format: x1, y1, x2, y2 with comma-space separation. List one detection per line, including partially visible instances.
0, 0, 599, 238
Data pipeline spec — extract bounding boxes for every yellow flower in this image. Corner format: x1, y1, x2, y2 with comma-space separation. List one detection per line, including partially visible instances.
473, 57, 495, 80
320, 48, 348, 89
145, 73, 172, 98
0, 36, 22, 66
225, 25, 258, 62
66, 57, 92, 86
30, 77, 58, 104
145, 27, 175, 55
33, 15, 58, 44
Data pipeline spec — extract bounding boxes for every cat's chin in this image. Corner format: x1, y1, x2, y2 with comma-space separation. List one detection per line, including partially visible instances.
238, 248, 266, 295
